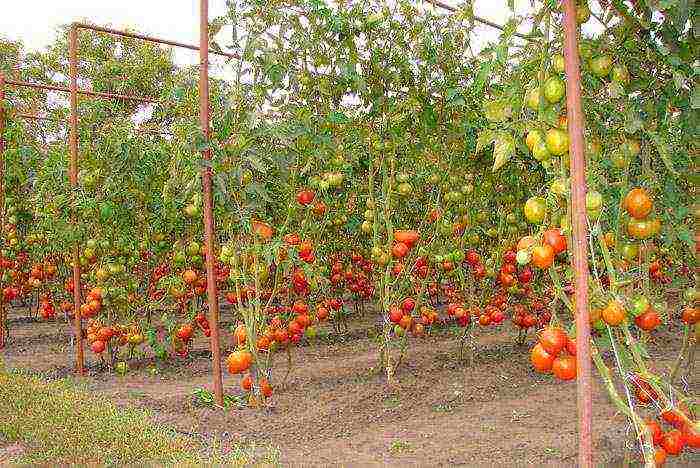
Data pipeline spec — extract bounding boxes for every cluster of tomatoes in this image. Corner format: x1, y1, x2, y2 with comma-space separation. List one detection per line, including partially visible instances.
632, 379, 700, 463
529, 327, 577, 381
328, 255, 375, 301
28, 261, 57, 289
388, 297, 424, 336
1, 252, 30, 301
38, 293, 56, 320
283, 231, 316, 264
76, 287, 104, 321
86, 319, 141, 354
226, 337, 273, 398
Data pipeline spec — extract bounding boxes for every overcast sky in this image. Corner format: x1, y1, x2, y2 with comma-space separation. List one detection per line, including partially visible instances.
1, 1, 536, 67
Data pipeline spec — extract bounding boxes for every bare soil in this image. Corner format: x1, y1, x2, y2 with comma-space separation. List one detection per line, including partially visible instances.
2, 307, 698, 467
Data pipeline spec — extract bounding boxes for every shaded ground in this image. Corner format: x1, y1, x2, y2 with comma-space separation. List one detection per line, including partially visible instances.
2, 307, 698, 466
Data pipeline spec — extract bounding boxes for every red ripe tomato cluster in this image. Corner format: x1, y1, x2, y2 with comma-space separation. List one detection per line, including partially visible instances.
295, 188, 315, 206
328, 255, 374, 300
530, 327, 577, 381
39, 294, 56, 320
642, 404, 700, 463
464, 249, 486, 279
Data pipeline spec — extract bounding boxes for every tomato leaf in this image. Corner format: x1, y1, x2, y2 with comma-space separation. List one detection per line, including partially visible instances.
646, 130, 680, 177
492, 133, 515, 173
475, 129, 496, 155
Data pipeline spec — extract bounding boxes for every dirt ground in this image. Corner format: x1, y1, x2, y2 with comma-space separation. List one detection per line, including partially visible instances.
2, 307, 698, 467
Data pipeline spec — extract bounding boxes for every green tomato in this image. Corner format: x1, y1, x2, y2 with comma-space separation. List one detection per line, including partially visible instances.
611, 64, 630, 84
544, 76, 566, 103
516, 250, 531, 265
589, 55, 612, 78
397, 182, 413, 197
545, 128, 569, 156
115, 361, 129, 375
552, 54, 565, 74
532, 140, 551, 162
186, 241, 200, 256
586, 191, 603, 211
526, 87, 543, 112
523, 197, 547, 224
619, 243, 639, 261
631, 296, 650, 317
550, 178, 568, 196
576, 4, 591, 24
684, 288, 699, 303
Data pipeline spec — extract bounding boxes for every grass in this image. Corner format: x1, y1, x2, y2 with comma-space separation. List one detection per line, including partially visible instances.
388, 439, 413, 455
0, 364, 280, 466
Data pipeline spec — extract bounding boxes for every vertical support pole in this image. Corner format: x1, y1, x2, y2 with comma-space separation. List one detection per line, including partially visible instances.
69, 25, 85, 375
0, 73, 6, 349
199, 0, 224, 407
562, 0, 592, 466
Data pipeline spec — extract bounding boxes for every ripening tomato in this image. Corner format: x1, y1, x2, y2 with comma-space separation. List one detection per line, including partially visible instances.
402, 297, 416, 313
234, 324, 247, 345
226, 350, 253, 374
389, 306, 404, 324
653, 447, 667, 466
518, 267, 533, 284
683, 423, 700, 449
530, 343, 555, 373
660, 430, 685, 456
296, 189, 315, 206
531, 244, 555, 269
391, 242, 409, 259
602, 300, 626, 326
627, 218, 655, 240
552, 355, 576, 380
517, 235, 537, 251
91, 340, 106, 354
260, 378, 273, 398
542, 228, 567, 255
241, 374, 253, 391
645, 419, 663, 446
316, 306, 329, 321
635, 310, 661, 331
393, 230, 419, 248
624, 188, 652, 219
539, 327, 568, 356
681, 307, 699, 325
465, 250, 480, 265
503, 250, 517, 264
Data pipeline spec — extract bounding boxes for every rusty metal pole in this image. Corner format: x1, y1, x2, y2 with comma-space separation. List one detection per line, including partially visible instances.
200, 0, 224, 407
69, 26, 85, 375
0, 73, 6, 349
562, 0, 592, 465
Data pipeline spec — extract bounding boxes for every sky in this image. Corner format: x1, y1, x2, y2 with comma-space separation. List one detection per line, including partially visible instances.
0, 0, 536, 68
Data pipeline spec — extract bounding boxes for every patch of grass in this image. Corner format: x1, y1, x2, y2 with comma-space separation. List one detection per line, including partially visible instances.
383, 395, 402, 408
389, 439, 413, 454
543, 447, 561, 457
0, 364, 280, 466
432, 402, 454, 413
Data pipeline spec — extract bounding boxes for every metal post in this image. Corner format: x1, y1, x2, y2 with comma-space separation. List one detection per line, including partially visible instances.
73, 22, 240, 60
69, 26, 85, 375
4, 78, 157, 103
0, 73, 6, 349
562, 0, 592, 465
200, 0, 224, 407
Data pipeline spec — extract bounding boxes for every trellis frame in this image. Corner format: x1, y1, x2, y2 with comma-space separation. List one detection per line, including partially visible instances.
0, 2, 232, 406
